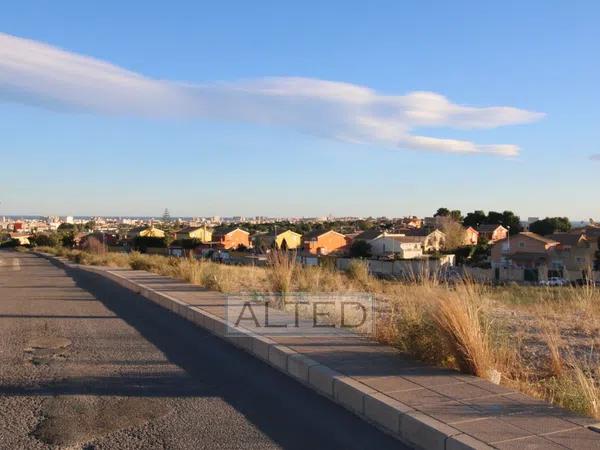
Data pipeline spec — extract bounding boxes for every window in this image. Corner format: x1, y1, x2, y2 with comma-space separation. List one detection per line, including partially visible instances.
518, 242, 525, 248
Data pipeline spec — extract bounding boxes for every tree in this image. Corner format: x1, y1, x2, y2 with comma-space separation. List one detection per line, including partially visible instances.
462, 210, 522, 235
463, 210, 487, 228
176, 239, 202, 250
349, 240, 372, 258
133, 236, 166, 252
434, 207, 450, 217
450, 210, 463, 222
31, 233, 60, 247
62, 232, 76, 248
57, 223, 76, 232
440, 218, 466, 251
501, 211, 523, 234
0, 239, 20, 248
528, 217, 571, 236
83, 236, 106, 255
486, 211, 504, 225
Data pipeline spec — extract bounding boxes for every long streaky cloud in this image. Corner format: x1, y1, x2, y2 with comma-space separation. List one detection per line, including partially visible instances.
0, 32, 544, 156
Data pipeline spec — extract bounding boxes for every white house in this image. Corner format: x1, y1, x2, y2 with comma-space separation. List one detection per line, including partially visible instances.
369, 235, 424, 259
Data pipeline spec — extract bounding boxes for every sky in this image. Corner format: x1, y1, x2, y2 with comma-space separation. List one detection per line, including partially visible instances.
0, 1, 599, 220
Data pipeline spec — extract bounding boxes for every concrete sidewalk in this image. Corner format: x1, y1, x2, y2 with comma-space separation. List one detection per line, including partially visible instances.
42, 255, 600, 450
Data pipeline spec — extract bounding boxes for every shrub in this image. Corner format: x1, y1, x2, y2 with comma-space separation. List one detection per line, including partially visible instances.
346, 260, 372, 289
431, 284, 495, 379
267, 250, 296, 294
349, 240, 372, 258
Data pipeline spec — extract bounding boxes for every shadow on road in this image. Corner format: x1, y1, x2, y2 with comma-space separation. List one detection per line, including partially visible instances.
6, 264, 405, 449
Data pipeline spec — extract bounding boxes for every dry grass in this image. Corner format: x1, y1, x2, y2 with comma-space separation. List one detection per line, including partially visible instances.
345, 259, 372, 289
431, 285, 495, 379
266, 250, 296, 294
573, 366, 600, 418
540, 319, 565, 377
34, 246, 600, 418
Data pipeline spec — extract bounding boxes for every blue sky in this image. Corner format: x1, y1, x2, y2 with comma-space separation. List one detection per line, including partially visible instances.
1, 1, 599, 219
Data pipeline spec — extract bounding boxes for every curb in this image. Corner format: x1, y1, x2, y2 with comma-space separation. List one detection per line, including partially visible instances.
36, 252, 494, 450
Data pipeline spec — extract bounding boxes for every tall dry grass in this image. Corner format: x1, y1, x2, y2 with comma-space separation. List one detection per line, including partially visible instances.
345, 259, 372, 289
431, 286, 495, 379
266, 250, 297, 294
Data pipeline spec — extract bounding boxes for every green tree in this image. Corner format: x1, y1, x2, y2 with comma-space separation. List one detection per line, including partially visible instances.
57, 223, 76, 232
133, 236, 167, 252
450, 210, 463, 222
463, 210, 487, 228
528, 217, 571, 236
501, 211, 523, 234
434, 207, 450, 217
349, 240, 372, 258
31, 233, 60, 247
62, 232, 76, 248
486, 211, 504, 225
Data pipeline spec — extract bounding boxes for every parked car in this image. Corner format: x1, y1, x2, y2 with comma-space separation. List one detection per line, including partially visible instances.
540, 277, 568, 287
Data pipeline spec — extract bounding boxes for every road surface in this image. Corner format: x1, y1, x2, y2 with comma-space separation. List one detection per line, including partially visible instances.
0, 250, 407, 449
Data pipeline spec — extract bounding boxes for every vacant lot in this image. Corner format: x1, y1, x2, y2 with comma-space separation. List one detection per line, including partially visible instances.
38, 247, 600, 419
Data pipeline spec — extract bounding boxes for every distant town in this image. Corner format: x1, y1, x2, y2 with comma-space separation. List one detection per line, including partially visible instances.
2, 209, 599, 285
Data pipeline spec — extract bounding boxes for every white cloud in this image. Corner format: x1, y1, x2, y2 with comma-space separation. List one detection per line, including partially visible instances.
0, 32, 544, 156
590, 154, 600, 161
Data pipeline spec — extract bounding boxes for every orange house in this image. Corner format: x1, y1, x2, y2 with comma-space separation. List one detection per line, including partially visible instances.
464, 226, 479, 246
477, 224, 508, 243
303, 230, 348, 255
212, 227, 250, 250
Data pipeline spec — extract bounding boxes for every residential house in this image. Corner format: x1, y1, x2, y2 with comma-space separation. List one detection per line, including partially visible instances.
274, 229, 302, 250
491, 231, 597, 282
404, 228, 447, 252
369, 235, 424, 259
303, 229, 349, 255
9, 232, 31, 245
400, 216, 422, 229
423, 216, 447, 229
477, 224, 508, 243
253, 229, 303, 251
212, 227, 250, 250
549, 232, 596, 279
352, 228, 386, 242
491, 232, 559, 269
126, 226, 165, 240
175, 226, 212, 243
464, 227, 479, 246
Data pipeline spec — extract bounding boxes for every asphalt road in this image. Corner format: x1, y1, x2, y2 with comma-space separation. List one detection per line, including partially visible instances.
0, 250, 407, 450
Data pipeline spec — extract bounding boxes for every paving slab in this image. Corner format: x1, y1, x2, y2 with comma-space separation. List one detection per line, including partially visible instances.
453, 418, 534, 444
494, 436, 566, 450
544, 427, 600, 449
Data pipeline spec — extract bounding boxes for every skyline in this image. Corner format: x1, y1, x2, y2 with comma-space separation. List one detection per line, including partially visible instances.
1, 2, 599, 218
